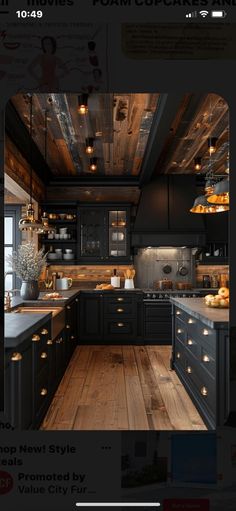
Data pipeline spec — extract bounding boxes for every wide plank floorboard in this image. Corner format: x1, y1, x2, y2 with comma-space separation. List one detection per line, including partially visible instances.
41, 345, 207, 431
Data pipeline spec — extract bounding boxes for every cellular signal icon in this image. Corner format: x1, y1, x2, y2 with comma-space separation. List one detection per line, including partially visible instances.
199, 10, 209, 17
186, 12, 197, 18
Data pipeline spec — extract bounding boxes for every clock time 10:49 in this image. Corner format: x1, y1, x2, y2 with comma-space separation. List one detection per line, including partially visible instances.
16, 11, 43, 19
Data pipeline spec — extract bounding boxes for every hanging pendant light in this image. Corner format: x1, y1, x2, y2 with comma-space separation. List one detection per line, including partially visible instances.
89, 157, 97, 172
19, 95, 44, 233
190, 195, 229, 214
78, 93, 88, 115
41, 110, 55, 234
194, 157, 202, 172
207, 177, 229, 205
85, 137, 94, 154
208, 137, 218, 155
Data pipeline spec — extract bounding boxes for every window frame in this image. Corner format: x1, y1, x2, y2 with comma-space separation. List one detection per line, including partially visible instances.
4, 205, 22, 290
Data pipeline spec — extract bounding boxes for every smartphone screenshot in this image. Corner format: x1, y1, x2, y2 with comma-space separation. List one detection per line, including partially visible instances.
0, 1, 235, 510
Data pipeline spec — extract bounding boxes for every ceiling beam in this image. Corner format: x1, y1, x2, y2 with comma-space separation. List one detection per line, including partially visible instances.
5, 101, 53, 185
139, 93, 185, 186
47, 176, 140, 187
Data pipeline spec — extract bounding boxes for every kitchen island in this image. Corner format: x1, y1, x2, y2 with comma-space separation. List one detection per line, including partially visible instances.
170, 297, 229, 429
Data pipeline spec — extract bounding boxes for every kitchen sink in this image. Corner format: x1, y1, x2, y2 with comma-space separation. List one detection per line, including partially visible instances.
13, 306, 65, 339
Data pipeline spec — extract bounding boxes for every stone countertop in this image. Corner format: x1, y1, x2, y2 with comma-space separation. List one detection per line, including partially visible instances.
5, 312, 52, 348
170, 297, 229, 329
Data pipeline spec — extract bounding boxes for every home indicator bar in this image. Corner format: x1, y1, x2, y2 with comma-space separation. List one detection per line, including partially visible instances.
76, 504, 161, 508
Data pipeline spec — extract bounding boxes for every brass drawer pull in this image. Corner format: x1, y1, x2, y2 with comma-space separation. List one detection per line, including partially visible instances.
11, 352, 22, 362
186, 366, 192, 374
117, 298, 124, 302
188, 318, 194, 324
40, 352, 47, 359
66, 324, 70, 329
176, 310, 181, 315
117, 322, 124, 327
66, 305, 71, 310
40, 388, 48, 396
202, 354, 210, 363
187, 339, 193, 346
203, 329, 209, 336
70, 335, 75, 340
177, 328, 182, 334
41, 328, 48, 335
201, 386, 208, 396
47, 339, 53, 345
32, 334, 40, 342
117, 308, 124, 312
75, 298, 79, 303
176, 352, 181, 359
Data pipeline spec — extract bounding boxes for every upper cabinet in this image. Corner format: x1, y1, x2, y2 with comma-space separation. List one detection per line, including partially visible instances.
41, 203, 132, 264
78, 205, 132, 263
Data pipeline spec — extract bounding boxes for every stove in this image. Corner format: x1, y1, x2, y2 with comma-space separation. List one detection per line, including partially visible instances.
143, 290, 200, 301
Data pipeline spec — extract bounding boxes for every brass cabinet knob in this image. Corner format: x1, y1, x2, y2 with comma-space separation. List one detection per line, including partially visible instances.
188, 319, 194, 324
176, 310, 181, 315
176, 352, 181, 359
177, 328, 182, 334
202, 354, 210, 363
41, 328, 48, 335
75, 298, 79, 303
70, 336, 75, 340
201, 386, 208, 396
32, 334, 40, 342
40, 388, 48, 396
47, 339, 53, 345
11, 352, 22, 362
66, 305, 71, 310
40, 352, 48, 359
186, 366, 192, 374
117, 308, 124, 312
117, 322, 124, 327
187, 339, 193, 345
203, 329, 209, 336
66, 324, 70, 329
117, 298, 124, 302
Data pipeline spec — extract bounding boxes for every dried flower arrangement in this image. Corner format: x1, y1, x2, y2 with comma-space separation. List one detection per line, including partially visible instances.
7, 242, 47, 281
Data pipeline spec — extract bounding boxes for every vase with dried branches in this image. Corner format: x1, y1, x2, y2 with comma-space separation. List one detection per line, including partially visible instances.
7, 242, 47, 300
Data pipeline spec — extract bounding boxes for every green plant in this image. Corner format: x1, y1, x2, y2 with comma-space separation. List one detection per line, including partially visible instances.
7, 242, 47, 281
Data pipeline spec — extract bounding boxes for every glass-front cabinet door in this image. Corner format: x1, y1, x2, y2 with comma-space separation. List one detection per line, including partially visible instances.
80, 208, 105, 260
108, 210, 128, 259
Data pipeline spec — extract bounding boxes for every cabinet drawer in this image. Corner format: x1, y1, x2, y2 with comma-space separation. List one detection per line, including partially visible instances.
175, 318, 187, 344
35, 346, 49, 375
31, 322, 51, 352
104, 302, 135, 316
145, 305, 171, 319
104, 294, 134, 305
104, 319, 135, 337
183, 356, 216, 416
145, 321, 172, 336
200, 346, 216, 378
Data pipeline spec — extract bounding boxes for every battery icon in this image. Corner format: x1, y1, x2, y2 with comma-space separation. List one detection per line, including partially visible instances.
211, 10, 227, 18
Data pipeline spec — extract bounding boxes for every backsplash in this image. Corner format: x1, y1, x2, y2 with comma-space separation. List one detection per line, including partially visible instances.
40, 265, 134, 289
196, 264, 229, 288
134, 247, 195, 289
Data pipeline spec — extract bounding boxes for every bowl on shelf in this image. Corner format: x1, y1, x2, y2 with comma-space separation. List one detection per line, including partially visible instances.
59, 213, 66, 220
66, 214, 74, 220
59, 227, 67, 234
48, 253, 58, 260
65, 249, 73, 253
63, 253, 75, 260
48, 213, 57, 220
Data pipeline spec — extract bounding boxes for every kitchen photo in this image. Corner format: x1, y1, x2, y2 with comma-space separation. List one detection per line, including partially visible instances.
4, 92, 229, 431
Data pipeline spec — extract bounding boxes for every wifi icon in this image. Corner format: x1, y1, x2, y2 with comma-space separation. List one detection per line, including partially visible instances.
199, 10, 209, 17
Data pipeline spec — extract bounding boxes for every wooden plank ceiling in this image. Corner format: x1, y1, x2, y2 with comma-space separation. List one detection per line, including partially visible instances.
11, 93, 159, 177
10, 92, 229, 183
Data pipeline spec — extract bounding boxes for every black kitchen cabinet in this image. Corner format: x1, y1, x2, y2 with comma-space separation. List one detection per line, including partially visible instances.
79, 291, 143, 344
79, 292, 103, 342
144, 302, 172, 345
65, 296, 79, 360
171, 303, 229, 428
78, 205, 132, 263
134, 177, 169, 232
5, 344, 33, 430
205, 211, 228, 243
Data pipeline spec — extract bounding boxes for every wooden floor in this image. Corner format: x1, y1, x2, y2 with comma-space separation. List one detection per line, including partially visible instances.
41, 345, 207, 431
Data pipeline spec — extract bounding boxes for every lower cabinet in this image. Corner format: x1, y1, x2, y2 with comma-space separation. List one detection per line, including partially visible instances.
5, 345, 33, 430
144, 302, 172, 345
79, 292, 143, 344
172, 304, 229, 429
